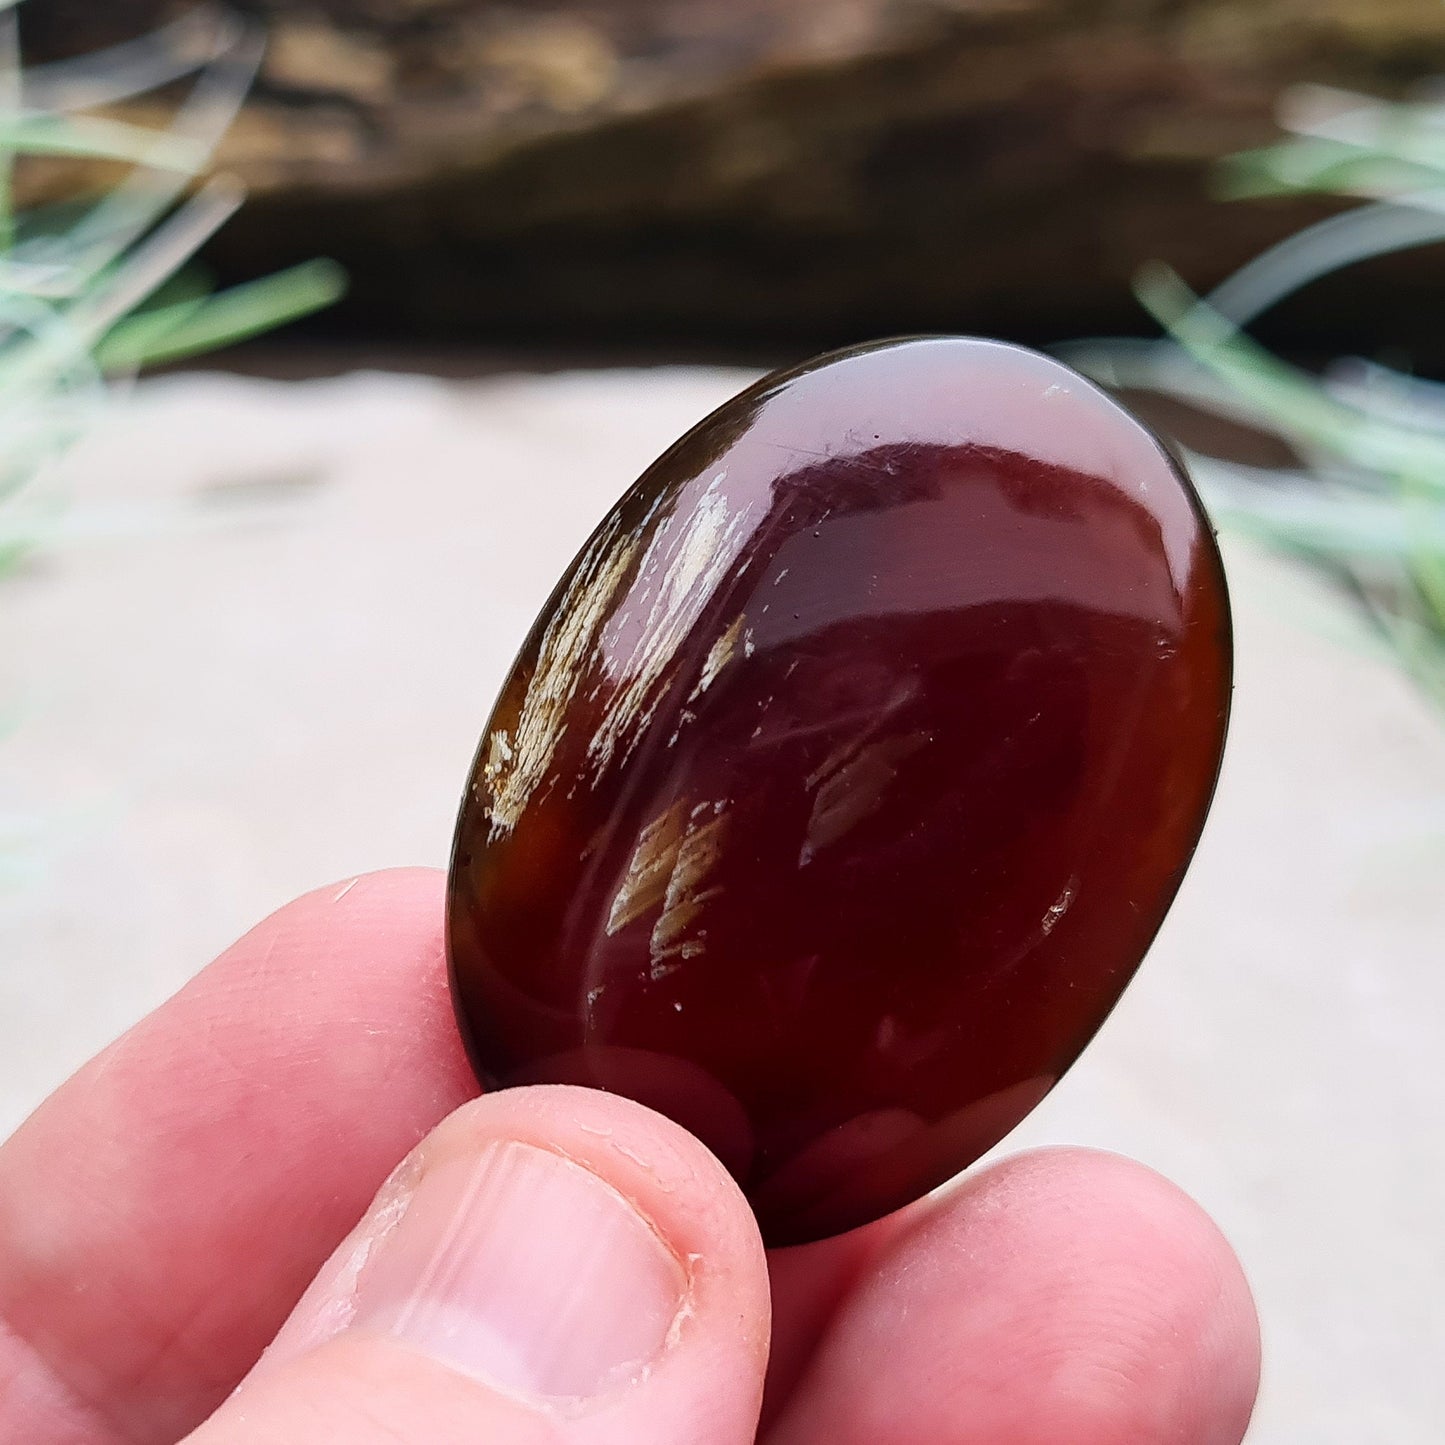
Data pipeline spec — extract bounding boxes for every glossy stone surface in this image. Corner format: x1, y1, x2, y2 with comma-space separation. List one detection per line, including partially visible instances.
447, 338, 1231, 1245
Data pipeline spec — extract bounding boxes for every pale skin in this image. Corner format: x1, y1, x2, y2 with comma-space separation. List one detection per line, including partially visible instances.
0, 868, 1261, 1444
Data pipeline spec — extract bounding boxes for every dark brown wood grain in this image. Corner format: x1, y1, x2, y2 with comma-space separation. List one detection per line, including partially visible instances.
30, 2, 1445, 349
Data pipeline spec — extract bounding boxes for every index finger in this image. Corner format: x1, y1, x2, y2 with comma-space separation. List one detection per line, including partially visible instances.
0, 868, 478, 1444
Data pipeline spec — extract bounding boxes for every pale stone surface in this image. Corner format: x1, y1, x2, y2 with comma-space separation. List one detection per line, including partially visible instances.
2, 368, 1443, 1441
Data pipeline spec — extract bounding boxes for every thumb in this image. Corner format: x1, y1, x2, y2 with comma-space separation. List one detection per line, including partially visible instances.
186, 1086, 771, 1445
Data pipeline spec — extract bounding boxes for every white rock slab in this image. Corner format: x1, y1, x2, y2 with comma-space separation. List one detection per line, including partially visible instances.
1, 368, 1442, 1442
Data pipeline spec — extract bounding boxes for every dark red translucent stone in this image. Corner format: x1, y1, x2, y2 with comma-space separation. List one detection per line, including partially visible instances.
447, 338, 1231, 1245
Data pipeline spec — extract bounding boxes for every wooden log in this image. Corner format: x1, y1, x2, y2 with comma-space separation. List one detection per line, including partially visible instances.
22, 0, 1445, 348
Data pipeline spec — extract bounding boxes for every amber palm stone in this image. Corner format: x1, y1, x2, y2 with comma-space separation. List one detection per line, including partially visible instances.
447, 338, 1231, 1245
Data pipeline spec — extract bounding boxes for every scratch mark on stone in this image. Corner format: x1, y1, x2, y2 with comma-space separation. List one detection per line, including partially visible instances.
688, 612, 746, 704
650, 810, 727, 970
484, 512, 640, 838
800, 731, 930, 864
589, 476, 754, 777
1040, 876, 1079, 936
606, 801, 687, 935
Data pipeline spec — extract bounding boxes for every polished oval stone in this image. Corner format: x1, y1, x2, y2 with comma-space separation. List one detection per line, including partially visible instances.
447, 338, 1231, 1245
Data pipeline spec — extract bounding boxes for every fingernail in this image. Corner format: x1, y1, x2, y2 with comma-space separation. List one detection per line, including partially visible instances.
348, 1139, 687, 1400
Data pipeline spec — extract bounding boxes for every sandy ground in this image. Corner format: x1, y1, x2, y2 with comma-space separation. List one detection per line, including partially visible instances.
2, 368, 1443, 1442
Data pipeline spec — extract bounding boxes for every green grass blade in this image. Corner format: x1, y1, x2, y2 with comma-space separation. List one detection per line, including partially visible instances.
0, 112, 207, 169
1205, 201, 1445, 326
63, 176, 244, 341
20, 6, 239, 112
95, 259, 348, 369
1136, 263, 1445, 496
12, 23, 263, 296
1219, 140, 1445, 200
0, 9, 19, 254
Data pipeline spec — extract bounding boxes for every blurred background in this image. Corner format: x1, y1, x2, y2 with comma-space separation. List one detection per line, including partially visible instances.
2, 2, 1443, 1441
21, 0, 1445, 359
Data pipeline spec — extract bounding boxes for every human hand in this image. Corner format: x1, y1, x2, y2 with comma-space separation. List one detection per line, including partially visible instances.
0, 870, 1260, 1443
